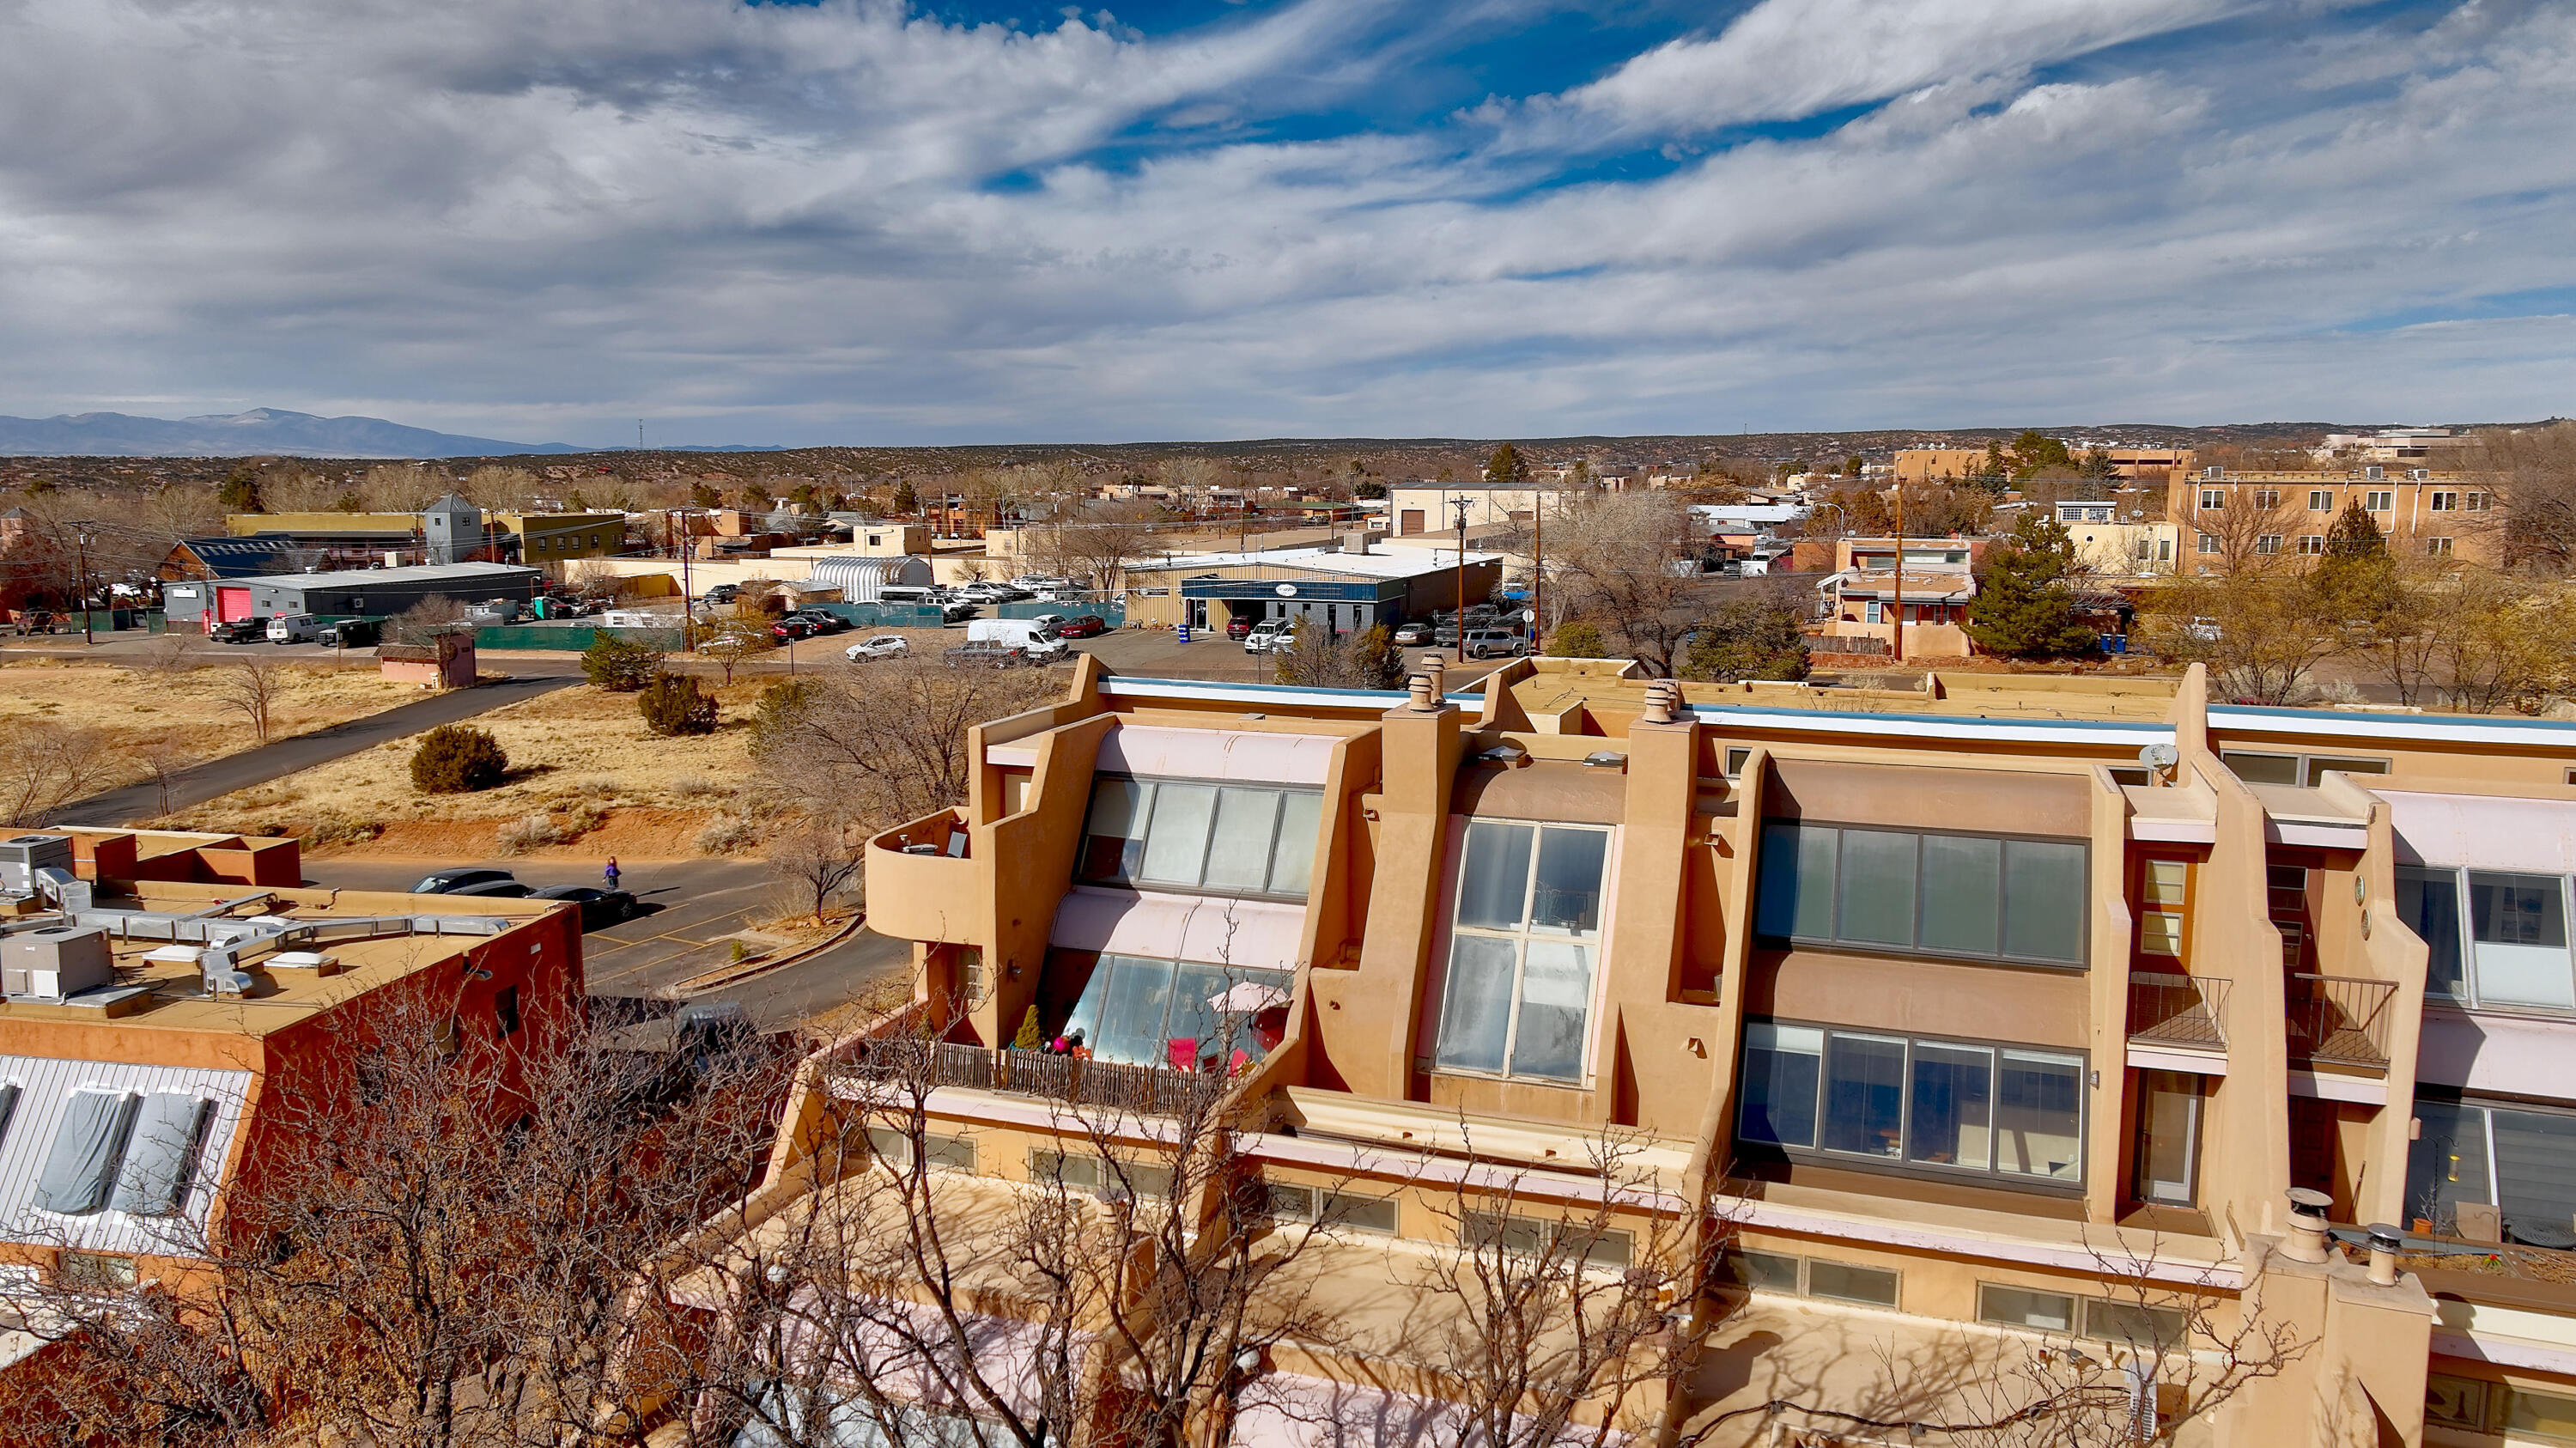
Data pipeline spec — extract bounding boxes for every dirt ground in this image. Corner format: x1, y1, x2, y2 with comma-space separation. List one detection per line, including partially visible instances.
154, 678, 782, 858
0, 654, 427, 791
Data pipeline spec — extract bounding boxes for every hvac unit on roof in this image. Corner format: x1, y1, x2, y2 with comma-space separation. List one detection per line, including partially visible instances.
0, 832, 75, 896
1, 924, 113, 1001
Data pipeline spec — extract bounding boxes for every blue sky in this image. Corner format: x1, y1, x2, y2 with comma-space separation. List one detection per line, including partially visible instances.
0, 0, 2569, 447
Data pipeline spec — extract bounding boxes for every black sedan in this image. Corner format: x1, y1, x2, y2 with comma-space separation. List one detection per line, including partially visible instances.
529, 885, 641, 928
410, 867, 519, 894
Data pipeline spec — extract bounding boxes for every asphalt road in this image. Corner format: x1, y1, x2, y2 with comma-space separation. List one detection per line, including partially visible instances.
46, 672, 581, 826
297, 855, 912, 1032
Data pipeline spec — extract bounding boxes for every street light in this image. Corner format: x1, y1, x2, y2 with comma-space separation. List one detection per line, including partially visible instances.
1451, 496, 1473, 664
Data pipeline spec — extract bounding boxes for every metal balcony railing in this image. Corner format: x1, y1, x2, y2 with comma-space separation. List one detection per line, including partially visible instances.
837, 1038, 1228, 1116
2128, 972, 2228, 1050
2285, 973, 2396, 1071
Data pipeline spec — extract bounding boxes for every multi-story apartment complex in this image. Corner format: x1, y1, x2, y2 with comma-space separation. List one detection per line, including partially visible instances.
2167, 467, 2500, 569
647, 654, 2576, 1448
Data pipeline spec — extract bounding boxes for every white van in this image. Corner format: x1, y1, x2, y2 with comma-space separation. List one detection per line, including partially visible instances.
876, 585, 939, 607
969, 618, 1066, 660
265, 614, 321, 644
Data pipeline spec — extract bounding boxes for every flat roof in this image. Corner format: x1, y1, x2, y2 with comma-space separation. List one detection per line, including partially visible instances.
255, 561, 540, 590
1128, 545, 1502, 581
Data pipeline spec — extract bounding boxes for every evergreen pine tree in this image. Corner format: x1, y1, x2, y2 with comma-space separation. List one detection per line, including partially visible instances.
1484, 442, 1527, 483
1963, 512, 2098, 659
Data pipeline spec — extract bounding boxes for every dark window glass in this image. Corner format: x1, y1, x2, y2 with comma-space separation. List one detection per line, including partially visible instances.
1836, 830, 1917, 947
2491, 1107, 2576, 1241
2471, 873, 2568, 949
1995, 1050, 2084, 1182
1531, 827, 1608, 934
1807, 1260, 1899, 1306
1918, 836, 2002, 956
2406, 1098, 2491, 1234
2396, 867, 2465, 998
1739, 1024, 1822, 1148
1723, 1250, 1802, 1293
1456, 821, 1534, 931
1756, 822, 1836, 941
1906, 1043, 1992, 1170
1820, 1032, 1906, 1159
2221, 751, 2300, 785
2002, 841, 2087, 963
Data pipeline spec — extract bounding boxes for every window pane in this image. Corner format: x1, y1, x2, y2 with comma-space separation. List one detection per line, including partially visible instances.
1162, 962, 1241, 1070
1906, 1043, 1992, 1171
2144, 860, 2187, 910
2406, 1098, 2491, 1234
2397, 867, 2465, 999
1820, 1032, 1906, 1159
2221, 751, 2300, 786
1807, 1260, 1899, 1306
1139, 783, 1218, 885
2468, 873, 2573, 1008
2490, 1107, 2576, 1244
1200, 788, 1280, 892
34, 1090, 138, 1216
2003, 841, 2087, 963
1456, 821, 1534, 931
2303, 756, 2388, 785
1979, 1284, 2075, 1331
2135, 1071, 2201, 1206
1917, 836, 2001, 956
1995, 1050, 2083, 1182
1531, 828, 1608, 935
1434, 935, 1519, 1074
1836, 830, 1917, 948
2087, 1299, 2184, 1348
110, 1092, 213, 1217
1266, 791, 1324, 897
1740, 1023, 1823, 1149
1088, 955, 1179, 1067
1508, 942, 1595, 1082
1321, 1193, 1398, 1233
1756, 823, 1836, 940
1079, 778, 1151, 881
2139, 913, 2183, 957
1722, 1250, 1801, 1293
2510, 1389, 2576, 1443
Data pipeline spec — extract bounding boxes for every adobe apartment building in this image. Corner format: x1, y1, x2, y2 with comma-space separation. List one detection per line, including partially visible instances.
648, 654, 2576, 1447
0, 828, 580, 1364
2167, 466, 2500, 569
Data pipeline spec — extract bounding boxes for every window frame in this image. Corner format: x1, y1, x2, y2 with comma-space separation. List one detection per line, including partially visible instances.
1978, 1281, 2079, 1334
1073, 772, 1325, 903
2197, 490, 2225, 511
873, 1127, 978, 1174
2403, 867, 2576, 1014
2255, 534, 2282, 555
2296, 534, 2324, 555
2216, 750, 2389, 788
2366, 490, 2393, 511
2307, 490, 2334, 512
1753, 820, 2090, 969
2427, 537, 2454, 557
1737, 1016, 2089, 1193
1431, 819, 1616, 1086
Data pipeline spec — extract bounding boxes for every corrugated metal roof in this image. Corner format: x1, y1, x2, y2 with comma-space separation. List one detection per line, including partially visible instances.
258, 561, 538, 590
0, 1054, 251, 1257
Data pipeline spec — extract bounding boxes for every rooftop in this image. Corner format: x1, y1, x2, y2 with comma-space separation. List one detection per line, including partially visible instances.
251, 560, 541, 589
1127, 545, 1503, 581
1505, 663, 2184, 727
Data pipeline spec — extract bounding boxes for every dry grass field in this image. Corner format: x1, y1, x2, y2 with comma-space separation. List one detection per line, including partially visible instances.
0, 654, 423, 792
155, 678, 778, 859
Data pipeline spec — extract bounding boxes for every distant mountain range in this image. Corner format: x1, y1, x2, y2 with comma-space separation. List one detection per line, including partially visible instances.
0, 408, 580, 458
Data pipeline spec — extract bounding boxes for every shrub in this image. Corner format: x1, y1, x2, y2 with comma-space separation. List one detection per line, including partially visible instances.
1547, 620, 1608, 658
639, 673, 718, 737
495, 814, 566, 855
696, 813, 762, 855
410, 725, 508, 794
669, 775, 729, 800
582, 630, 664, 691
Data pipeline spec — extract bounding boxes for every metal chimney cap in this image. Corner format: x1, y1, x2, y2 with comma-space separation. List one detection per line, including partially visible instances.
2366, 1223, 2405, 1252
2287, 1187, 2333, 1219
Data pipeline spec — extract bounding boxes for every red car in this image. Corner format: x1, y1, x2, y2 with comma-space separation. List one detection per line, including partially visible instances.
770, 618, 817, 641
1224, 616, 1254, 640
1055, 614, 1110, 639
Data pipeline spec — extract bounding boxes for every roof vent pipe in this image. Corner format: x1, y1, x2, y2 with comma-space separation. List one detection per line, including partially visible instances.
2365, 1223, 2403, 1286
1421, 654, 1445, 700
1641, 679, 1678, 727
2281, 1188, 2333, 1264
1406, 674, 1438, 712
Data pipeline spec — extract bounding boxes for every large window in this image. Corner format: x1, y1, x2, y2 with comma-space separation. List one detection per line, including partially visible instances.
1060, 954, 1291, 1072
1077, 776, 1323, 899
2402, 867, 2574, 1011
1432, 821, 1612, 1085
2218, 750, 2388, 788
1755, 822, 2087, 966
1741, 1021, 2085, 1188
2407, 1094, 2576, 1246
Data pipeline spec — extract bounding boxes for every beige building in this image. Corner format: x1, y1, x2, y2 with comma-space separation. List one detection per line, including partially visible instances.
1893, 447, 1994, 484
2167, 468, 2500, 569
2054, 500, 2183, 577
1385, 481, 1569, 537
627, 654, 2576, 1446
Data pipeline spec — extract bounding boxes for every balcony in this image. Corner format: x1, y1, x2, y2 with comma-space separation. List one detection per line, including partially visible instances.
2285, 973, 2396, 1072
836, 1037, 1230, 1118
2129, 971, 2228, 1051
862, 807, 979, 945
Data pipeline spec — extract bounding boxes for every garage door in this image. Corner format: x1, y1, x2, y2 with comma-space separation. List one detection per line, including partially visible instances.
1399, 509, 1425, 535
215, 587, 254, 624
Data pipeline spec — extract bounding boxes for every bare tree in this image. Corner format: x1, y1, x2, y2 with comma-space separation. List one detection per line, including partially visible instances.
0, 720, 122, 824
2464, 423, 2576, 571
769, 826, 865, 923
1025, 498, 1166, 593
221, 659, 283, 744
2140, 573, 2344, 706
751, 660, 1060, 830
1550, 491, 1705, 675
701, 616, 778, 685
131, 731, 201, 818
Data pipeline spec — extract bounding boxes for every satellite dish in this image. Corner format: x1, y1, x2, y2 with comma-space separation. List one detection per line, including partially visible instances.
2137, 743, 2179, 770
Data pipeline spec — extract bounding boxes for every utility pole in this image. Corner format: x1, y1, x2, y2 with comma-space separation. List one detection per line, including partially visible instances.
73, 525, 94, 646
677, 512, 696, 653
1892, 486, 1906, 666
1453, 496, 1473, 664
1531, 478, 1545, 648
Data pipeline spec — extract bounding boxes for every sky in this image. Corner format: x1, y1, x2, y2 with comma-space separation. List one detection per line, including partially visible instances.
0, 0, 2571, 448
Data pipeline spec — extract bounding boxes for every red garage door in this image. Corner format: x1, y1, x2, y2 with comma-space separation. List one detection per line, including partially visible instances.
215, 587, 254, 624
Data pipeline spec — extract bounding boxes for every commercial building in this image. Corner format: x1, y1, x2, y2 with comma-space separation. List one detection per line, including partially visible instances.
2166, 467, 2500, 569
637, 655, 2576, 1446
0, 828, 580, 1357
1893, 447, 1994, 484
160, 561, 542, 629
217, 494, 627, 569
1121, 541, 1503, 634
1384, 481, 1569, 537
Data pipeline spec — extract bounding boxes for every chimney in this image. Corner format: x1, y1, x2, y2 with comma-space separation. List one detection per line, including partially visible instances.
2281, 1188, 2333, 1264
2366, 1223, 2402, 1286
1406, 673, 1438, 711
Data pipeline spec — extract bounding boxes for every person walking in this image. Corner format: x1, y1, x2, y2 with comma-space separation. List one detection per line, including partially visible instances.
603, 856, 621, 891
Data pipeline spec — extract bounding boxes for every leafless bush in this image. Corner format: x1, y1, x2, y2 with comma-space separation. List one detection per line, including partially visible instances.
750, 659, 1059, 830
220, 659, 283, 743
670, 775, 731, 800
497, 813, 569, 855
768, 826, 863, 922
696, 812, 764, 855
0, 719, 123, 824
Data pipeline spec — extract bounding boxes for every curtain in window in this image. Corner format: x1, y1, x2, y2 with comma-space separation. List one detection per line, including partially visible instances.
1739, 1024, 1821, 1148
1905, 1043, 1992, 1170
111, 1092, 213, 1217
1994, 1050, 2083, 1180
35, 1090, 139, 1215
1434, 937, 1517, 1074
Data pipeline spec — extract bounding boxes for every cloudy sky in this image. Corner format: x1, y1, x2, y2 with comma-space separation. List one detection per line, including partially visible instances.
1, 0, 2570, 447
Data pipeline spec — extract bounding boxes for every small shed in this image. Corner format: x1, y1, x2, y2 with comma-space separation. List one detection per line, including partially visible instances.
377, 638, 477, 690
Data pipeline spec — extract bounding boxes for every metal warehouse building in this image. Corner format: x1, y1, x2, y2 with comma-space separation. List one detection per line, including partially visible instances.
805, 554, 936, 602
163, 562, 543, 628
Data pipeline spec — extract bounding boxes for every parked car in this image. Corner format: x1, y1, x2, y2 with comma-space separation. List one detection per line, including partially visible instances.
1010, 575, 1074, 592
1054, 614, 1109, 639
319, 618, 382, 648
702, 583, 741, 605
957, 581, 1028, 604
1462, 627, 1524, 660
529, 884, 639, 928
846, 634, 911, 661
1392, 620, 1434, 646
1243, 619, 1293, 654
790, 608, 849, 634
447, 879, 533, 900
410, 867, 518, 894
770, 618, 818, 642
210, 618, 269, 644
943, 640, 1030, 668
1225, 616, 1256, 640
266, 613, 322, 644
